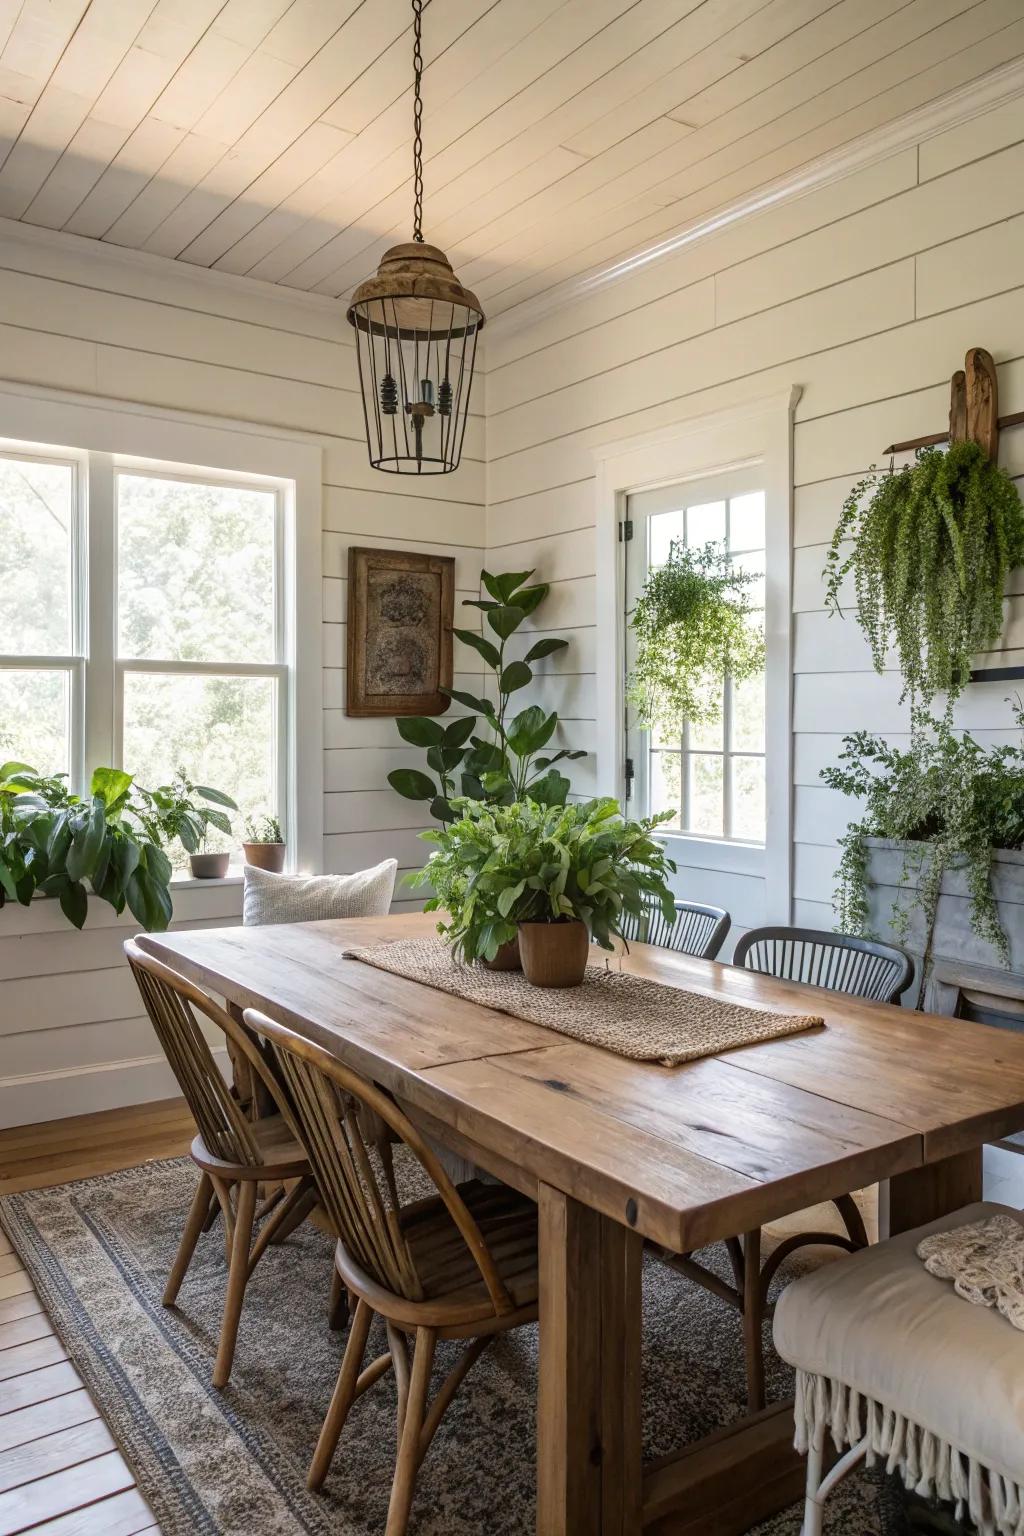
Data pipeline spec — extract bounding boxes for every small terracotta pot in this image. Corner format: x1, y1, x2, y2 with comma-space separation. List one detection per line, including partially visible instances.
518, 919, 589, 988
483, 935, 521, 971
189, 851, 230, 880
242, 841, 286, 873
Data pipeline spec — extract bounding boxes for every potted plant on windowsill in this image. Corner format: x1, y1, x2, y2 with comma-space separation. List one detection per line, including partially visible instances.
411, 797, 677, 988
242, 812, 286, 873
130, 769, 238, 880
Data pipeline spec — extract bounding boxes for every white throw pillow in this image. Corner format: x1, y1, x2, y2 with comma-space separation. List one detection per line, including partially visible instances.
242, 859, 398, 927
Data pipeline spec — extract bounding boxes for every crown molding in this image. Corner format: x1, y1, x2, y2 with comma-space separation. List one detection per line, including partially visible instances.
486, 56, 1024, 343
0, 212, 343, 317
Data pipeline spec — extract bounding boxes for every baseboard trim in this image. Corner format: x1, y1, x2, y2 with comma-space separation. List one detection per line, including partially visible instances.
0, 1048, 229, 1130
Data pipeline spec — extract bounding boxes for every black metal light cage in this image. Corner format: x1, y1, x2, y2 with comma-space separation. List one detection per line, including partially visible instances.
348, 267, 483, 475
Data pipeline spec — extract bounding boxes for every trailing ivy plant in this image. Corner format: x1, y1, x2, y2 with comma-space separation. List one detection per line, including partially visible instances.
821, 703, 1024, 979
0, 761, 236, 930
626, 540, 764, 736
410, 796, 677, 961
388, 568, 586, 822
824, 441, 1024, 712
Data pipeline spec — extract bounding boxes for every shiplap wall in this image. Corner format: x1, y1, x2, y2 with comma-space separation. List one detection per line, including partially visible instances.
484, 92, 1024, 955
0, 225, 485, 1127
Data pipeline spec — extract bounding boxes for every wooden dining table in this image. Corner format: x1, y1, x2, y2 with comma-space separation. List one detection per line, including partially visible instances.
138, 911, 1024, 1536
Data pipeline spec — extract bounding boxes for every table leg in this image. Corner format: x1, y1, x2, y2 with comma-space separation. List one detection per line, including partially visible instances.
536, 1183, 642, 1536
880, 1147, 983, 1237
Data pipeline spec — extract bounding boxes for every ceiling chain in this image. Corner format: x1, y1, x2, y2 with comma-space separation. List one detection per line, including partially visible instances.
411, 0, 424, 242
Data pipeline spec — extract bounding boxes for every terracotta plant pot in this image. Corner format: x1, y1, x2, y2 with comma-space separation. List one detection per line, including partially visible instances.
483, 934, 521, 971
189, 851, 230, 880
242, 841, 286, 873
518, 919, 590, 988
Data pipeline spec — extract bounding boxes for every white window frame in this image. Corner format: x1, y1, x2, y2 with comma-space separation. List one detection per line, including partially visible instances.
0, 381, 323, 882
592, 388, 799, 922
625, 464, 767, 847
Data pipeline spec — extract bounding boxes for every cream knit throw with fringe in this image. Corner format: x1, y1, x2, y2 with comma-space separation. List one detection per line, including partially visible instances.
917, 1213, 1024, 1332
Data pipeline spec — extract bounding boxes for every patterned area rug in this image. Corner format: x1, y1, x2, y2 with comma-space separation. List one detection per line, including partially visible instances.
1, 1158, 903, 1536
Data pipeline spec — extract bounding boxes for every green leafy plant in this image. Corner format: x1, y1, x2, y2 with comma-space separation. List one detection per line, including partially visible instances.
821, 703, 1024, 979
132, 767, 237, 854
824, 442, 1024, 712
388, 568, 586, 822
626, 540, 764, 735
410, 796, 677, 962
244, 812, 282, 843
0, 761, 238, 930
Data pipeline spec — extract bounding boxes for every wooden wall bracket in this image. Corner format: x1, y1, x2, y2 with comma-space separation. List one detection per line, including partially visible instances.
884, 347, 1019, 457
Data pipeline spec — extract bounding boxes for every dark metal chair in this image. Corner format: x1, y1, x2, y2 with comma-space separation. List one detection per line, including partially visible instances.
619, 898, 731, 960
732, 926, 914, 1004
660, 925, 913, 1414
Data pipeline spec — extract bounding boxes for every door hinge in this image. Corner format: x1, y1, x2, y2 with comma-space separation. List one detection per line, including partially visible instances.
624, 756, 635, 799
618, 517, 633, 542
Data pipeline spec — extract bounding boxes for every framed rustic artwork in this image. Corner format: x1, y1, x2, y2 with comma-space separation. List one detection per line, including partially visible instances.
346, 546, 455, 717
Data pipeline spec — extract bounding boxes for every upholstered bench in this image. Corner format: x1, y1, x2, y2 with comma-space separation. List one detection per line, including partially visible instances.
773, 1201, 1024, 1536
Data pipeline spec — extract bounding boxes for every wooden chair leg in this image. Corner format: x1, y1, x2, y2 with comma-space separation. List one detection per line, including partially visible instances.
209, 1174, 236, 1264
247, 1175, 316, 1276
742, 1226, 766, 1413
308, 1297, 373, 1491
328, 1267, 348, 1331
385, 1326, 436, 1536
386, 1322, 411, 1447
164, 1172, 214, 1306
213, 1178, 257, 1389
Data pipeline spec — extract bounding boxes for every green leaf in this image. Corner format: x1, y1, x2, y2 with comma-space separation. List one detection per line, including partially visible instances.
126, 867, 173, 932
507, 706, 557, 758
512, 584, 549, 617
443, 687, 495, 717
107, 835, 141, 901
486, 605, 526, 641
443, 716, 476, 749
0, 760, 36, 783
59, 880, 88, 929
529, 769, 570, 808
66, 798, 106, 884
481, 569, 534, 604
523, 636, 568, 663
460, 773, 486, 801
388, 768, 438, 801
177, 815, 200, 854
497, 880, 525, 917
193, 783, 238, 809
90, 767, 133, 808
453, 628, 501, 669
0, 857, 16, 900
143, 842, 172, 886
429, 796, 457, 823
461, 598, 500, 612
499, 660, 532, 694
396, 716, 447, 747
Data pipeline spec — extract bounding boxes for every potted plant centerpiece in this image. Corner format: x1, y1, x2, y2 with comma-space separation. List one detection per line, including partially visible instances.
412, 797, 677, 988
242, 812, 286, 873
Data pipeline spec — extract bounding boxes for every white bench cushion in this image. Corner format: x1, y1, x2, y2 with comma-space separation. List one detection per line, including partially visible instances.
774, 1201, 1024, 1512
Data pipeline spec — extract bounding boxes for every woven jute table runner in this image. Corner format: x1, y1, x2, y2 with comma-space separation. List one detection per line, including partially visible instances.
344, 936, 823, 1067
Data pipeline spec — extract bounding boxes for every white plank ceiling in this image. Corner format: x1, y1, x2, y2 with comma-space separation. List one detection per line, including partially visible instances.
0, 0, 1021, 317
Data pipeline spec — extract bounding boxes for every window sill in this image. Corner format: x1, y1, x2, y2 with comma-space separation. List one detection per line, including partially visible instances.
657, 833, 766, 878
169, 874, 243, 891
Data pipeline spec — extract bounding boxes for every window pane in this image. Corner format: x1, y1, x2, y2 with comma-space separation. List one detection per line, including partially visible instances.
730, 755, 765, 842
649, 509, 685, 567
731, 550, 765, 608
122, 672, 276, 861
690, 711, 723, 752
731, 671, 765, 752
649, 750, 681, 829
117, 475, 276, 663
686, 500, 725, 547
0, 669, 69, 776
685, 753, 723, 837
729, 491, 765, 551
0, 457, 74, 655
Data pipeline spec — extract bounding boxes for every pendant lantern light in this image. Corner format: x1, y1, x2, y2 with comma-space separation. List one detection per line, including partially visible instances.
347, 0, 484, 475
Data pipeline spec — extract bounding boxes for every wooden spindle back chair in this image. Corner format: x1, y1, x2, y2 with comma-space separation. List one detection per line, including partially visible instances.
125, 942, 319, 1385
619, 898, 730, 959
245, 1007, 539, 1533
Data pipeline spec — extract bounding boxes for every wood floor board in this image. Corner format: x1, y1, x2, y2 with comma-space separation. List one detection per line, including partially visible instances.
0, 1447, 136, 1534
0, 1418, 116, 1496
0, 1101, 189, 1161
0, 1334, 69, 1384
0, 1298, 43, 1329
0, 1363, 83, 1417
0, 1315, 54, 1353
0, 1395, 97, 1458
0, 1260, 22, 1281
27, 1486, 157, 1535
0, 1276, 32, 1305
